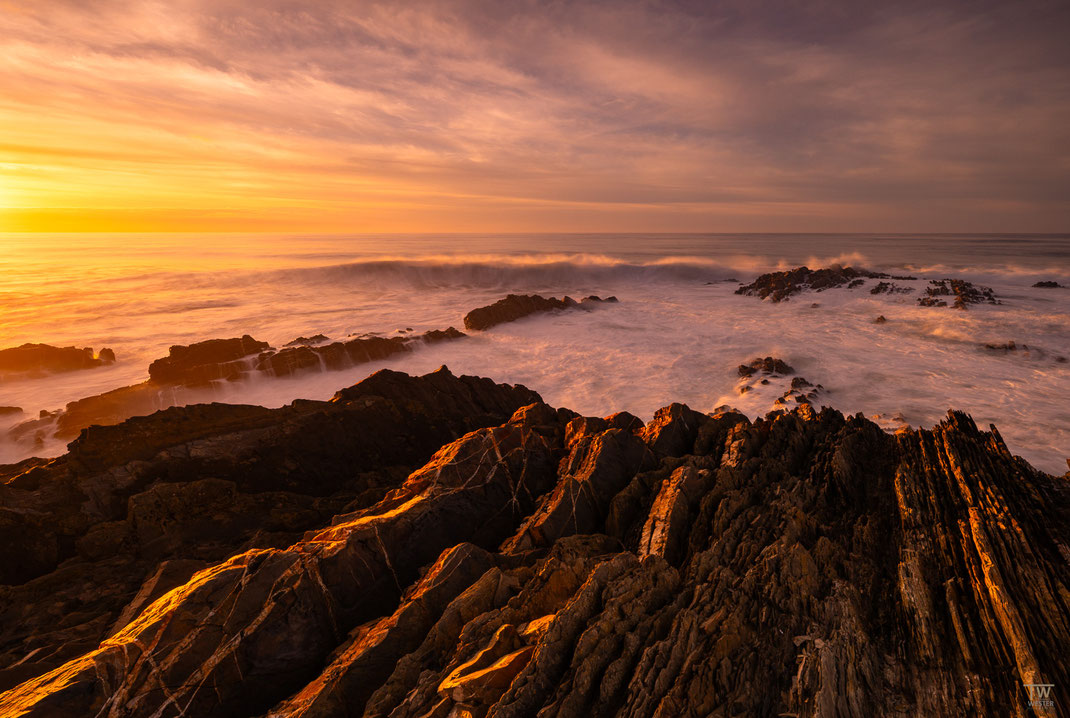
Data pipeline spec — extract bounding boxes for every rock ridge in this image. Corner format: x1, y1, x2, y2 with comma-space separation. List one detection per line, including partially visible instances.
0, 371, 1067, 717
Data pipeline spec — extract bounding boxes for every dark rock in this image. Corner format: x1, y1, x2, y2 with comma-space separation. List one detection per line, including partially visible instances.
284, 334, 330, 346
875, 315, 888, 323
736, 266, 915, 302
0, 407, 22, 417
0, 343, 115, 377
919, 278, 1000, 309
10, 329, 469, 445
0, 374, 1067, 718
870, 281, 913, 295
463, 294, 616, 331
256, 328, 464, 378
640, 403, 708, 457
1032, 281, 1062, 288
737, 356, 795, 377
147, 334, 270, 386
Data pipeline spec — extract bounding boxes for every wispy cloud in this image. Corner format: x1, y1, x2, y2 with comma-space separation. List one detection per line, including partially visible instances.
1, 0, 1068, 231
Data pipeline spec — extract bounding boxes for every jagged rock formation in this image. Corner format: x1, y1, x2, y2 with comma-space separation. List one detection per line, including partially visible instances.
1, 368, 1067, 717
918, 279, 1000, 309
735, 357, 825, 409
1033, 281, 1063, 288
0, 367, 539, 693
463, 294, 618, 331
870, 281, 913, 295
737, 356, 794, 377
735, 266, 916, 302
0, 343, 115, 378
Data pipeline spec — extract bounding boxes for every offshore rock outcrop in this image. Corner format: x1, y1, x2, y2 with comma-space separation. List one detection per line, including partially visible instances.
0, 370, 1067, 717
464, 294, 618, 331
735, 266, 916, 302
918, 278, 1000, 309
0, 343, 115, 378
147, 334, 271, 386
5, 293, 603, 450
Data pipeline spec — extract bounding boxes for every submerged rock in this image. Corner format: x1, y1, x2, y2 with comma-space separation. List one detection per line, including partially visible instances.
463, 294, 618, 331
1032, 280, 1063, 288
981, 341, 1068, 363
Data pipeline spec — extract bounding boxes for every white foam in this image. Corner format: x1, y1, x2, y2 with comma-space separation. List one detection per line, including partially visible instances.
1, 235, 1067, 474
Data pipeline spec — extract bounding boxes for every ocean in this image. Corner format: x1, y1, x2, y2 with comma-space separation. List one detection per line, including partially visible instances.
1, 233, 1068, 473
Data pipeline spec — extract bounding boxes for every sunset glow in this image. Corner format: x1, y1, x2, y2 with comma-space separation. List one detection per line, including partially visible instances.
2, 0, 1068, 233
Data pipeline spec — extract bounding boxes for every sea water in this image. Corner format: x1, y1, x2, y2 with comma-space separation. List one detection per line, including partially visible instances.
1, 233, 1067, 473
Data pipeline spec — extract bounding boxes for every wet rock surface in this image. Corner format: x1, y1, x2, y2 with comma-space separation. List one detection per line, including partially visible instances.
464, 294, 618, 331
1032, 281, 1063, 288
869, 280, 913, 295
918, 278, 1000, 309
147, 334, 270, 386
1, 368, 1066, 717
735, 266, 915, 302
0, 343, 116, 378
737, 356, 795, 377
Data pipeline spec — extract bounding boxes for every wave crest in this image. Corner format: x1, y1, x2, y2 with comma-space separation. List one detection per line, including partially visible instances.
275, 254, 741, 290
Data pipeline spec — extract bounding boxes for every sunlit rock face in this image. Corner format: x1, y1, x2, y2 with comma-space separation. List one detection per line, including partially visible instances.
0, 369, 1067, 717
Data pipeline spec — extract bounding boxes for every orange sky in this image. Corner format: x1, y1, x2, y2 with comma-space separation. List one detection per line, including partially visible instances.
1, 1, 1068, 233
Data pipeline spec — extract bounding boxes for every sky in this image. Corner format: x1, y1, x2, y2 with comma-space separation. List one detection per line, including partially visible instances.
1, 0, 1068, 233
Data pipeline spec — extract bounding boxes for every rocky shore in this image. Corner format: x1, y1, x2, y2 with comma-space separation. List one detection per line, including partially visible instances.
3, 293, 617, 453
0, 365, 1067, 717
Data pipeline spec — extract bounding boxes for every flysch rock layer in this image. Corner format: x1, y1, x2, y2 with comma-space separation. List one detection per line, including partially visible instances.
0, 370, 1067, 717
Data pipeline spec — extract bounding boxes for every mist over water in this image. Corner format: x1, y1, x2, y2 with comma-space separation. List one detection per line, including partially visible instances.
1, 233, 1068, 473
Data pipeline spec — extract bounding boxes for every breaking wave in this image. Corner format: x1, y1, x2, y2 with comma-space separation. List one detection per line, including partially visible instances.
270, 254, 742, 290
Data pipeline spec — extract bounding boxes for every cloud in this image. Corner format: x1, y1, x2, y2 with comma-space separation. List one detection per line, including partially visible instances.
1, 0, 1067, 231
